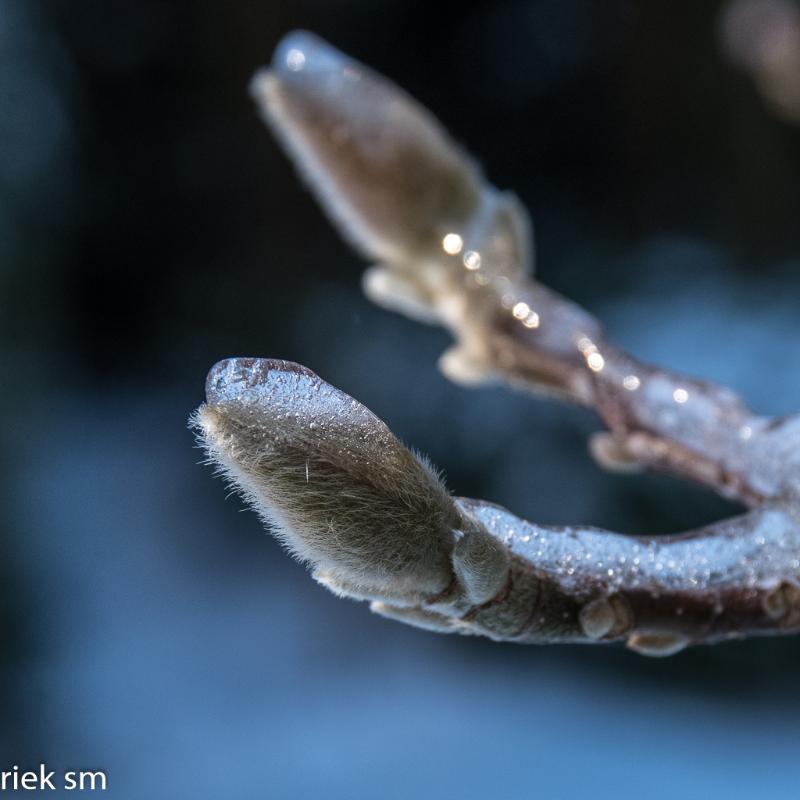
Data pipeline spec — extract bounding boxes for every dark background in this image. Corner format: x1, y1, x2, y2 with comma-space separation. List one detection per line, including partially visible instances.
2, 1, 800, 797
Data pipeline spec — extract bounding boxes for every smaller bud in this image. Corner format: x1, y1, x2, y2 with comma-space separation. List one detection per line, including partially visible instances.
579, 594, 633, 640
252, 30, 483, 263
763, 582, 800, 621
452, 529, 510, 606
627, 632, 689, 657
589, 433, 643, 474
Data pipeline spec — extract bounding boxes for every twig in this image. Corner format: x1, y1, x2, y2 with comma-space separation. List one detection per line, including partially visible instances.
193, 31, 800, 656
195, 357, 800, 656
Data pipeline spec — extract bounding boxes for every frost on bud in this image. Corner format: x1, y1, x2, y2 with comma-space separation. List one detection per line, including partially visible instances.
193, 358, 458, 603
250, 30, 484, 263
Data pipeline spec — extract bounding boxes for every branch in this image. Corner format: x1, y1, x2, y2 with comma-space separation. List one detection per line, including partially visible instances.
191, 31, 800, 656
194, 358, 800, 656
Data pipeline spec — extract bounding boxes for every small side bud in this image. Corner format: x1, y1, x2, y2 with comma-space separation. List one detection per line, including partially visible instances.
589, 433, 643, 474
452, 529, 510, 606
438, 345, 492, 386
763, 582, 800, 621
579, 594, 633, 640
361, 265, 439, 324
627, 632, 689, 657
579, 597, 614, 640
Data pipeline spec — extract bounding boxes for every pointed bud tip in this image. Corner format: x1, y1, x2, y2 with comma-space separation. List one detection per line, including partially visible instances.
271, 30, 350, 78
250, 31, 346, 108
205, 357, 317, 406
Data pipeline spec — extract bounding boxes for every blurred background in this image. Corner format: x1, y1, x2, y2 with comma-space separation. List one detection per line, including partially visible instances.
2, 0, 800, 797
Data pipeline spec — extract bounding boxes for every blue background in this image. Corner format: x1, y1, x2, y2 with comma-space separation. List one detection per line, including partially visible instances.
2, 1, 800, 797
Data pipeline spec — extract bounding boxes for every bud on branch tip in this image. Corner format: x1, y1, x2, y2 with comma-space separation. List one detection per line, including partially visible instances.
192, 32, 800, 655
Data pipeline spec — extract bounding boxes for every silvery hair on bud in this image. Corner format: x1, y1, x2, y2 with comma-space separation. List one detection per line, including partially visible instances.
192, 358, 459, 605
